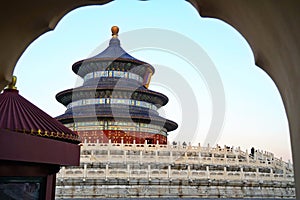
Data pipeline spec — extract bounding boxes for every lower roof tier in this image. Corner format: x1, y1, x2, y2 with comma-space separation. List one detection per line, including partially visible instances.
64, 119, 168, 134
56, 112, 178, 132
56, 87, 168, 108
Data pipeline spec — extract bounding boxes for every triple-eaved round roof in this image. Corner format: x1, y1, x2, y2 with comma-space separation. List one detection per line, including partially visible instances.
72, 26, 154, 77
0, 77, 80, 143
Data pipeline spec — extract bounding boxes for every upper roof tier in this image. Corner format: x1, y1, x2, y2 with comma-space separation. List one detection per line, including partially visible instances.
0, 77, 80, 143
72, 26, 155, 80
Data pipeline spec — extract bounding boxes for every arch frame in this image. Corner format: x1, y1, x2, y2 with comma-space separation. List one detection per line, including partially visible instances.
0, 0, 299, 197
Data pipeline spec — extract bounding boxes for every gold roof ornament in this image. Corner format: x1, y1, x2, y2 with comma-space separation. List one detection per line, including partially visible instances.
111, 26, 119, 38
7, 75, 17, 90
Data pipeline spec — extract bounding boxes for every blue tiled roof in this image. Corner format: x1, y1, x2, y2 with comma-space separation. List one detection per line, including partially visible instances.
90, 38, 143, 62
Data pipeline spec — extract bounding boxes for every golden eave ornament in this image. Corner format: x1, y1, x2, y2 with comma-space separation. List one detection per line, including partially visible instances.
7, 75, 17, 90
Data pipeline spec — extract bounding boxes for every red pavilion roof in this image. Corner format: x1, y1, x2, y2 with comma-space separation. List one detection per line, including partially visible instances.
0, 88, 79, 143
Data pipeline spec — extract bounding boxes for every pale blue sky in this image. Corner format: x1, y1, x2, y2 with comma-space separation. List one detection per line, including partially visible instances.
14, 0, 291, 161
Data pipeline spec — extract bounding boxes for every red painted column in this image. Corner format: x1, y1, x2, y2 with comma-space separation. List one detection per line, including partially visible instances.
45, 173, 56, 200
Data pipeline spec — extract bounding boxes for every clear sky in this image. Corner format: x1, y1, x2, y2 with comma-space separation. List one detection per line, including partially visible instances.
13, 0, 292, 161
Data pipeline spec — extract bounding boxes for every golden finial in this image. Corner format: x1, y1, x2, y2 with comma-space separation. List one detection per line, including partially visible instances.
7, 76, 17, 90
111, 26, 119, 38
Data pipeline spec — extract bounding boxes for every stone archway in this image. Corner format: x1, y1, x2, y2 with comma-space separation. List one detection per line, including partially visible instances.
1, 0, 299, 197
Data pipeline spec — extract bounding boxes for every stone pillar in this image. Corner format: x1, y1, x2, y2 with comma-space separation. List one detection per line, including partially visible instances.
187, 165, 191, 179
83, 164, 87, 179
105, 164, 109, 180
288, 159, 292, 169
206, 166, 210, 179
148, 164, 151, 181
270, 168, 274, 179
140, 150, 143, 164
127, 164, 130, 180
240, 167, 244, 179
283, 165, 287, 179
168, 165, 171, 179
61, 166, 65, 178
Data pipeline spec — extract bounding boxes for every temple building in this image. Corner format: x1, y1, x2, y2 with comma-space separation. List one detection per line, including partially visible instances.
56, 26, 177, 144
55, 27, 295, 199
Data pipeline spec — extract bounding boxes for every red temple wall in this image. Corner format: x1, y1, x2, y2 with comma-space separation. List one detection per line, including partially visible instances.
77, 130, 167, 144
